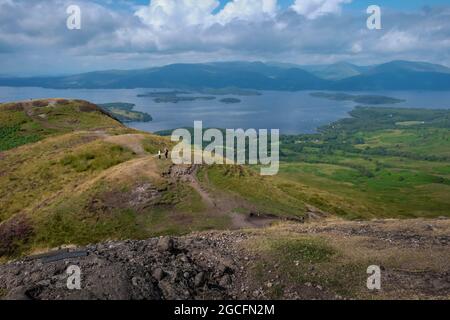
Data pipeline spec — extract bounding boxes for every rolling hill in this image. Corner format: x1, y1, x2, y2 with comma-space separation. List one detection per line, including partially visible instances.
0, 99, 320, 260
0, 62, 328, 91
300, 62, 369, 80
366, 60, 450, 74
1, 60, 450, 91
2, 98, 449, 261
0, 99, 449, 300
332, 60, 450, 90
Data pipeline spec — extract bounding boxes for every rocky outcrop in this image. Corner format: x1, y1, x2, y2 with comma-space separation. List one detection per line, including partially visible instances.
1, 219, 449, 300
0, 232, 248, 300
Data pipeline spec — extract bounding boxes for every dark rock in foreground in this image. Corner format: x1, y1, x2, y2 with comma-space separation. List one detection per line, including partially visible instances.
0, 232, 247, 300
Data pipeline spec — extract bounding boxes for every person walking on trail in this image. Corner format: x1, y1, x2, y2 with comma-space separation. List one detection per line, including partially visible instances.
158, 150, 162, 159
164, 148, 169, 159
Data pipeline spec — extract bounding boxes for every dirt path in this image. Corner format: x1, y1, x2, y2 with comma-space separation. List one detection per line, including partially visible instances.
22, 99, 79, 131
165, 164, 280, 229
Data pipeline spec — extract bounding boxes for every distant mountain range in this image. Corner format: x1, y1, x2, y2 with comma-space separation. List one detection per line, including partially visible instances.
1, 60, 450, 91
299, 62, 371, 81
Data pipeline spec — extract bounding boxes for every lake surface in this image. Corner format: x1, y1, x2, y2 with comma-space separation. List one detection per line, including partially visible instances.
1, 87, 450, 134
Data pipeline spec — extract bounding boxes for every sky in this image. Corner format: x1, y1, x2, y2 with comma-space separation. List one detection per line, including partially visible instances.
0, 0, 449, 76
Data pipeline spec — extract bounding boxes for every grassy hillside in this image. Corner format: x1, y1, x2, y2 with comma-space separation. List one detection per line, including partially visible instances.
197, 165, 360, 219
192, 107, 449, 220
0, 99, 120, 152
243, 219, 450, 299
0, 99, 225, 259
1, 100, 449, 261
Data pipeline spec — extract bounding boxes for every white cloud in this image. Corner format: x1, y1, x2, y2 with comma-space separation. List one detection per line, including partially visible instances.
215, 0, 278, 24
351, 42, 362, 53
291, 0, 352, 19
135, 0, 279, 29
135, 0, 219, 29
1, 0, 450, 74
377, 30, 419, 52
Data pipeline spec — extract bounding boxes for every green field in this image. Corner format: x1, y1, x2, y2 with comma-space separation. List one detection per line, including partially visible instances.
276, 107, 450, 218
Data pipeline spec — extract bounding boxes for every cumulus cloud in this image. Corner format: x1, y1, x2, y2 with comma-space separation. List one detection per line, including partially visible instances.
129, 0, 282, 52
135, 0, 219, 29
215, 0, 278, 24
0, 0, 449, 75
377, 30, 419, 52
135, 0, 279, 28
291, 0, 352, 19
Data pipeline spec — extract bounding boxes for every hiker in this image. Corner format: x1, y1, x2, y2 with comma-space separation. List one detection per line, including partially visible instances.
158, 150, 162, 159
164, 148, 169, 159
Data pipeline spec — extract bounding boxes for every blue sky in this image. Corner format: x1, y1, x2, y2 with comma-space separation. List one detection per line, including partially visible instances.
1, 0, 449, 75
346, 0, 450, 10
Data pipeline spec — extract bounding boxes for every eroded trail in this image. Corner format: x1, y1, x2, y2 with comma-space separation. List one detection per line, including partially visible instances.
164, 164, 279, 229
